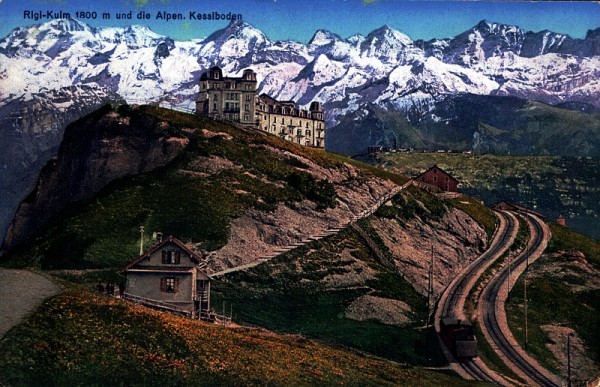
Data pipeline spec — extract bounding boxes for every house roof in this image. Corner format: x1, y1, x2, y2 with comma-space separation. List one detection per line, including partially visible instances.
414, 165, 459, 183
122, 236, 205, 272
258, 93, 295, 106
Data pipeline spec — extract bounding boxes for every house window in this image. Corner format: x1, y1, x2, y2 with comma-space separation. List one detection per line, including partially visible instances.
246, 94, 251, 101
162, 250, 181, 264
161, 277, 179, 293
245, 104, 250, 111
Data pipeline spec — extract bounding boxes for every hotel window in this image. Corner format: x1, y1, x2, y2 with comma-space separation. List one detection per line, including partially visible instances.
160, 277, 179, 293
246, 94, 251, 101
245, 104, 250, 111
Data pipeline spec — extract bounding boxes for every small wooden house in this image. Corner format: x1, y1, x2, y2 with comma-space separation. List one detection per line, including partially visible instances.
122, 236, 211, 318
414, 165, 459, 192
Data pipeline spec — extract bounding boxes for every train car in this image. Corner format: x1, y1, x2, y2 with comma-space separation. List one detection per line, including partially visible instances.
440, 316, 478, 359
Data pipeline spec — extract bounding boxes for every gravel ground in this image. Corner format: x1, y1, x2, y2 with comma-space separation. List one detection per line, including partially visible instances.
0, 269, 62, 338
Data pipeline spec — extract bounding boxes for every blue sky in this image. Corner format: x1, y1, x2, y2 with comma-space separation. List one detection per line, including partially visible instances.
0, 0, 599, 42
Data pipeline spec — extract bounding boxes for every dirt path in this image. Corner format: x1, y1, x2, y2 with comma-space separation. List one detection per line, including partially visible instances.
0, 269, 62, 338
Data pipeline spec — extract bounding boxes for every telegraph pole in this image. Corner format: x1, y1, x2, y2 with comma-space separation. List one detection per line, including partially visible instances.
507, 250, 511, 303
426, 246, 434, 363
139, 225, 145, 255
427, 246, 434, 327
524, 247, 529, 350
567, 333, 572, 387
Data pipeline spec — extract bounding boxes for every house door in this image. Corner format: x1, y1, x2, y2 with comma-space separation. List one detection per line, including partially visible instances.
196, 280, 209, 312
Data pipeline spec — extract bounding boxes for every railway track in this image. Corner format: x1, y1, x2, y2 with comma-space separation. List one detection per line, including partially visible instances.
479, 212, 560, 387
435, 210, 518, 384
461, 359, 497, 383
440, 210, 517, 319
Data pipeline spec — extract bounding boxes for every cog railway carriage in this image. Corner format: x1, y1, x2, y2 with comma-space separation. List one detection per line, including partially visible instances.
440, 316, 478, 359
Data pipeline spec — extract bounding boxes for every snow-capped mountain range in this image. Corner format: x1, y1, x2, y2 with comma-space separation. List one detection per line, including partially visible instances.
0, 17, 599, 247
2, 18, 599, 122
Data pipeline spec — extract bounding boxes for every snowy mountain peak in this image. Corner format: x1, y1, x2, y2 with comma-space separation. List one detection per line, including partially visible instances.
366, 25, 413, 46
308, 29, 342, 47
359, 25, 414, 63
94, 24, 164, 49
206, 19, 270, 47
472, 19, 524, 37
347, 34, 365, 46
41, 18, 91, 34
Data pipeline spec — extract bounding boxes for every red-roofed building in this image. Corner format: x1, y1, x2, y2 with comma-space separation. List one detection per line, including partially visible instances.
122, 236, 211, 318
414, 165, 459, 192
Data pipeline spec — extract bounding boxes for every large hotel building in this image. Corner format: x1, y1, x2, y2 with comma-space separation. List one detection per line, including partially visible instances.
196, 66, 325, 148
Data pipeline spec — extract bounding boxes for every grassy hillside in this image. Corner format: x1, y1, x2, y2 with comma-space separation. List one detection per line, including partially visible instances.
506, 225, 600, 380
214, 184, 489, 366
0, 105, 494, 384
0, 285, 472, 386
362, 152, 600, 241
2, 105, 342, 270
213, 225, 443, 366
0, 105, 456, 378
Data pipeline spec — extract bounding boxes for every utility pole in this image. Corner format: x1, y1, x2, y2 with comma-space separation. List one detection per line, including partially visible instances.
567, 333, 572, 387
427, 246, 434, 327
426, 246, 434, 363
507, 250, 511, 303
139, 225, 145, 255
524, 246, 529, 350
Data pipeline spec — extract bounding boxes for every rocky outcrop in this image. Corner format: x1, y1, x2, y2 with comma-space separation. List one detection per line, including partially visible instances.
370, 208, 487, 298
345, 295, 413, 326
212, 170, 397, 270
0, 85, 118, 247
2, 105, 189, 251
